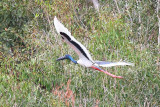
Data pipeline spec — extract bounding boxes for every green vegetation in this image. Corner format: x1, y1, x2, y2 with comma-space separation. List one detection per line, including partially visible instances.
0, 0, 159, 106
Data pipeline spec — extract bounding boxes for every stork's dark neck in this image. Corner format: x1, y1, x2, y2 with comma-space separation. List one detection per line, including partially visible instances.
56, 54, 77, 64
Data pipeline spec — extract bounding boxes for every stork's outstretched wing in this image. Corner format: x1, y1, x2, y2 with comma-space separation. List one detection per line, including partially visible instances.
54, 16, 93, 62
95, 61, 134, 67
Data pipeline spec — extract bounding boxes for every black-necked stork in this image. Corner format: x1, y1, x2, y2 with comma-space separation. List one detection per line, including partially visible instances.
54, 16, 134, 79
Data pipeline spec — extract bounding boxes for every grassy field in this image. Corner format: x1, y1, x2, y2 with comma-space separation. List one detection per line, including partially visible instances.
0, 0, 160, 106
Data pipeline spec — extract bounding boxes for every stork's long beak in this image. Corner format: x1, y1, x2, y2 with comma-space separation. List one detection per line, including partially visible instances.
56, 56, 66, 61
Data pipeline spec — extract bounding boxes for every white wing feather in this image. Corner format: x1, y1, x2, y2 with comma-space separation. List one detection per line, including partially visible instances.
95, 61, 134, 67
54, 16, 93, 62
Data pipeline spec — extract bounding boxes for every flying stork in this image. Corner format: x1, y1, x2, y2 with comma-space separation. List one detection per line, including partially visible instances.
54, 16, 133, 79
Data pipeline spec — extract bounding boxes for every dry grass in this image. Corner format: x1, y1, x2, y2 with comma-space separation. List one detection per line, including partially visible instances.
52, 79, 75, 107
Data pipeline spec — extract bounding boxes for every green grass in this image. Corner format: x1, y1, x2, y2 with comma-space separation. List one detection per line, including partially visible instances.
0, 0, 160, 106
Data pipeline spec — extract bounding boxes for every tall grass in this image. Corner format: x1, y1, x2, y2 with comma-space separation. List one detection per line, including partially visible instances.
0, 0, 159, 106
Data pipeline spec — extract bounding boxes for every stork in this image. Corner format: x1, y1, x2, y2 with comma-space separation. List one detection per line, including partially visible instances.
54, 16, 133, 79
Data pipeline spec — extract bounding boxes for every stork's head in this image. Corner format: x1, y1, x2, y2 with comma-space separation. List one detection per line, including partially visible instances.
56, 54, 77, 64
